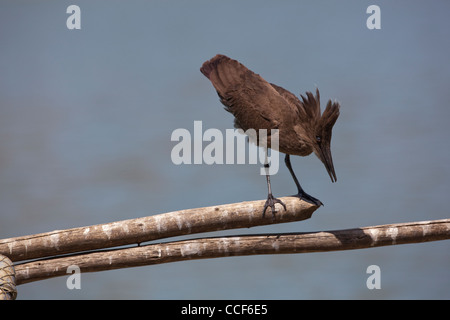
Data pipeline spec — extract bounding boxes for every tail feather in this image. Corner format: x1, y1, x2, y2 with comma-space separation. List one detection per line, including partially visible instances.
200, 54, 225, 79
200, 54, 247, 96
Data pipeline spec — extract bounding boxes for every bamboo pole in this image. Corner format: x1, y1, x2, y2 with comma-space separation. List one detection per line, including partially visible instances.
0, 197, 316, 262
14, 219, 450, 285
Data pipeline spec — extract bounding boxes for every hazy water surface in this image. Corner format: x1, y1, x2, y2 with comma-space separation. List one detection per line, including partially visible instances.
1, 1, 449, 299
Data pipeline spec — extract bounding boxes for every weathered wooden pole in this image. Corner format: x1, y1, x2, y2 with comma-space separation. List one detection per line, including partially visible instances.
1, 197, 316, 262
0, 255, 16, 300
13, 219, 450, 285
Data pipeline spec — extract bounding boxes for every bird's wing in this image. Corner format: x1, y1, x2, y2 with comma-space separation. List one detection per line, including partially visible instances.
271, 83, 322, 125
200, 54, 298, 131
269, 83, 309, 120
269, 83, 302, 109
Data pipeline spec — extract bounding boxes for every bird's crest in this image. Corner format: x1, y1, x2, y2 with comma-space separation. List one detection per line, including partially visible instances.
299, 88, 340, 133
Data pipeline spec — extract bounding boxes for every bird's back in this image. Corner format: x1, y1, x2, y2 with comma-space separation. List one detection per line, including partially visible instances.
200, 54, 311, 155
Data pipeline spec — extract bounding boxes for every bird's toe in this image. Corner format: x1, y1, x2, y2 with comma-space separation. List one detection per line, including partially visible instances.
262, 194, 287, 218
294, 192, 323, 207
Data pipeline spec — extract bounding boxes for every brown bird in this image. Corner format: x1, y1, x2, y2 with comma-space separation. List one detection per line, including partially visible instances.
200, 54, 340, 217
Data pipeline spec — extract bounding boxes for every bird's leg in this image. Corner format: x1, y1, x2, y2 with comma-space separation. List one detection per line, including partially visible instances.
262, 157, 286, 218
284, 154, 323, 207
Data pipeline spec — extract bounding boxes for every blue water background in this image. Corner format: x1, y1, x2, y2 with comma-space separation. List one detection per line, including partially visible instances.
1, 1, 449, 299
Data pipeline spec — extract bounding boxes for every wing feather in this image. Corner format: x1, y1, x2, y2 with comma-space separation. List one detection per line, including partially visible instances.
200, 54, 297, 131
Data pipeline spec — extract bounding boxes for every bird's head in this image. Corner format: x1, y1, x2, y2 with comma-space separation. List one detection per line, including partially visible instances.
300, 89, 340, 183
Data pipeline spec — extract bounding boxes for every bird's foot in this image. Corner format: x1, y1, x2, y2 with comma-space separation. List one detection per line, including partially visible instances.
262, 194, 287, 218
293, 191, 323, 207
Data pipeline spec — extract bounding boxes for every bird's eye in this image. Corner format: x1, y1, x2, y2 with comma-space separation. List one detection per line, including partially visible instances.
316, 135, 322, 143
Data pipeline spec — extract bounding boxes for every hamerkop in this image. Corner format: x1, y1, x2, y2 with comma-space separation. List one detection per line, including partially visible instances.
200, 54, 340, 217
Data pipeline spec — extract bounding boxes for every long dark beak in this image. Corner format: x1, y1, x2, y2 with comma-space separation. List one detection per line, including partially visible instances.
319, 146, 337, 183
